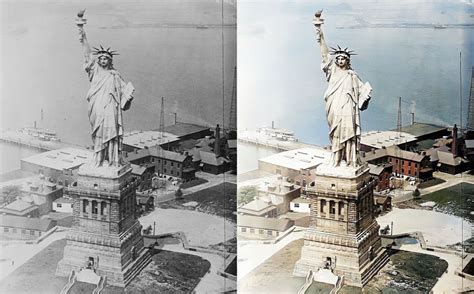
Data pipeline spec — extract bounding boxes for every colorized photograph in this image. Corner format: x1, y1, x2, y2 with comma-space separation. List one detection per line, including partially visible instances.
237, 0, 474, 293
0, 0, 236, 293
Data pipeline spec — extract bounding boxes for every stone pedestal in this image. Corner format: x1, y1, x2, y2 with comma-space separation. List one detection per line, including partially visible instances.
294, 163, 387, 287
56, 163, 151, 287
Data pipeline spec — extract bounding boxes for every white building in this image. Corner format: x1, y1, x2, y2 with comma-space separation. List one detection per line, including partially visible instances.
53, 197, 74, 213
258, 148, 329, 182
290, 197, 312, 213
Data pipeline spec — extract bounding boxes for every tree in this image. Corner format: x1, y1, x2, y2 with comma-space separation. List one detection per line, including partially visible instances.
238, 186, 257, 205
412, 188, 421, 199
175, 188, 183, 199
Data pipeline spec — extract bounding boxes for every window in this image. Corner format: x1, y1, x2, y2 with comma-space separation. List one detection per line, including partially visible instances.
164, 161, 167, 165
320, 199, 326, 213
241, 227, 247, 232
177, 171, 180, 177
171, 162, 174, 166
338, 202, 345, 216
57, 203, 62, 208
177, 163, 181, 168
259, 229, 264, 234
250, 228, 255, 233
83, 200, 89, 213
408, 162, 411, 167
21, 229, 26, 235
164, 168, 167, 173
267, 230, 272, 236
294, 203, 300, 208
30, 230, 35, 236
171, 170, 174, 175
101, 202, 108, 215
329, 201, 336, 214
92, 201, 98, 214
3, 227, 8, 232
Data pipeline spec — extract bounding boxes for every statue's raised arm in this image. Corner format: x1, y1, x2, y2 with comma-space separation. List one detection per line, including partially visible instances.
76, 9, 91, 62
313, 10, 329, 63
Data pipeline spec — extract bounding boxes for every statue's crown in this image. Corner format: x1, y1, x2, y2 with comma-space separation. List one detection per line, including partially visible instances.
92, 45, 119, 58
330, 45, 356, 58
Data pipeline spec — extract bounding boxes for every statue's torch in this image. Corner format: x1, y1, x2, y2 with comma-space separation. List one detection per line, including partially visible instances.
76, 9, 87, 27
312, 10, 324, 42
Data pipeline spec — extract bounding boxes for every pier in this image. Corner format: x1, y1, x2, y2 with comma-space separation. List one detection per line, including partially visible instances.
238, 130, 321, 152
0, 130, 84, 151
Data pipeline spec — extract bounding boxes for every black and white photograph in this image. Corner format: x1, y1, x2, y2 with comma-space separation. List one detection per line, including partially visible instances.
0, 0, 236, 293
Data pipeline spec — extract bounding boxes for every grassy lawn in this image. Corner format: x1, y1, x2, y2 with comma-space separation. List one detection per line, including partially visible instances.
179, 177, 208, 189
160, 182, 237, 222
128, 249, 211, 293
0, 239, 211, 294
417, 178, 446, 189
364, 250, 448, 293
417, 182, 474, 223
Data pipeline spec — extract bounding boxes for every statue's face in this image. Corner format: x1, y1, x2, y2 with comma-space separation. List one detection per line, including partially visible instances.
336, 56, 348, 69
98, 56, 111, 68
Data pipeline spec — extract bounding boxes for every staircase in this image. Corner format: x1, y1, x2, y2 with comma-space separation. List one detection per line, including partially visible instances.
297, 270, 315, 294
361, 250, 390, 286
92, 276, 106, 294
59, 270, 77, 294
330, 275, 344, 294
123, 249, 152, 286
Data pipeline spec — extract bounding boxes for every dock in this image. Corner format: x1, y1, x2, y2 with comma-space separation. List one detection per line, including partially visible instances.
0, 130, 84, 151
238, 130, 320, 151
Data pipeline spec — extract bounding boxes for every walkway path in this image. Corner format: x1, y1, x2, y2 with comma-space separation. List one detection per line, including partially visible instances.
0, 229, 67, 282
238, 228, 305, 281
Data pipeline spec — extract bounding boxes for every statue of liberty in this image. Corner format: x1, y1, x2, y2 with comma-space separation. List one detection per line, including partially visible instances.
76, 10, 134, 167
313, 11, 372, 167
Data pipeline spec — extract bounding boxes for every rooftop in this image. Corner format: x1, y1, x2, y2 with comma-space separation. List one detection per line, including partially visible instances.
362, 145, 427, 163
53, 197, 73, 204
125, 146, 189, 163
258, 147, 329, 171
162, 122, 211, 138
0, 215, 56, 231
395, 122, 448, 138
21, 147, 92, 171
238, 215, 294, 231
291, 197, 311, 204
199, 151, 230, 166
123, 130, 180, 149
360, 131, 417, 149
0, 199, 36, 212
368, 163, 392, 176
240, 198, 275, 212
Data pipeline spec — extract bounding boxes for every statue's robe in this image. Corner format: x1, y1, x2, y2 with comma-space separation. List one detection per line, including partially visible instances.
84, 55, 133, 164
322, 56, 371, 159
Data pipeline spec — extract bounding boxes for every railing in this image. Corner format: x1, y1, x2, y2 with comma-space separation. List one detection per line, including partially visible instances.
59, 270, 76, 294
297, 269, 315, 294
92, 276, 106, 294
330, 275, 344, 294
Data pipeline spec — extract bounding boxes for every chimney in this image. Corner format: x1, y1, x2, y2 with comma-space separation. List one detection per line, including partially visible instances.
134, 148, 138, 154
272, 121, 275, 129
411, 112, 415, 125
452, 124, 458, 157
214, 124, 221, 156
